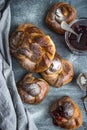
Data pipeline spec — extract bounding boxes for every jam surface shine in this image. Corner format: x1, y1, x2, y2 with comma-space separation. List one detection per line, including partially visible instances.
68, 25, 87, 51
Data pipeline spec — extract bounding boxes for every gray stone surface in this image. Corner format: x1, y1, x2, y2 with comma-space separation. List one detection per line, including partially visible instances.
10, 0, 87, 130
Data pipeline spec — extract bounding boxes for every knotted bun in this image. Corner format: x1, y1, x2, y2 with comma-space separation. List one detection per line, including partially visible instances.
17, 73, 50, 104
46, 2, 76, 34
9, 24, 56, 72
41, 53, 74, 88
51, 96, 82, 129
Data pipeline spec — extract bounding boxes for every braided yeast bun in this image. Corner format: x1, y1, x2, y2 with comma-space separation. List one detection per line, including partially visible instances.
51, 96, 82, 129
17, 73, 49, 104
46, 2, 76, 34
9, 24, 56, 72
41, 53, 74, 88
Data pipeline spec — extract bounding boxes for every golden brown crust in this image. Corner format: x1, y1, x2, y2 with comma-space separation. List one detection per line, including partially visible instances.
41, 53, 74, 88
46, 2, 76, 34
51, 96, 82, 129
9, 24, 56, 72
17, 73, 50, 104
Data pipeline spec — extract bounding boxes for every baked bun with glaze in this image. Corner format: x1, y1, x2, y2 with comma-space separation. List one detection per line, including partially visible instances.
17, 73, 50, 104
51, 96, 82, 129
41, 53, 74, 88
9, 24, 56, 72
46, 2, 76, 34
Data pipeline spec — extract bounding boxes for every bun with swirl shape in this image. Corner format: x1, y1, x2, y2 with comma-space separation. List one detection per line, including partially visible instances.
51, 96, 82, 129
17, 73, 50, 104
41, 53, 74, 88
46, 2, 76, 34
9, 24, 56, 72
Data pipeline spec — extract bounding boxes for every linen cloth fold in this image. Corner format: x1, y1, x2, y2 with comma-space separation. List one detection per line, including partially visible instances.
0, 1, 38, 130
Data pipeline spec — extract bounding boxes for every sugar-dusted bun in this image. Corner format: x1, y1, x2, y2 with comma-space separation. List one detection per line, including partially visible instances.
9, 24, 56, 72
51, 96, 83, 129
17, 73, 50, 104
41, 53, 74, 88
46, 2, 76, 34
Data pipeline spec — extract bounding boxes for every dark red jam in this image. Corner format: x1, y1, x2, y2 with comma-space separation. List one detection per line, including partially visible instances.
52, 110, 63, 126
68, 25, 87, 51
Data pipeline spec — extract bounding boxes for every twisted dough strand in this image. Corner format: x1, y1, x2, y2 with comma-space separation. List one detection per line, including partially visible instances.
17, 73, 50, 104
9, 24, 56, 72
41, 53, 74, 88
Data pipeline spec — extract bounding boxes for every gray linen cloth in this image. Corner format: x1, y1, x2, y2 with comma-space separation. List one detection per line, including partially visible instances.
0, 1, 38, 130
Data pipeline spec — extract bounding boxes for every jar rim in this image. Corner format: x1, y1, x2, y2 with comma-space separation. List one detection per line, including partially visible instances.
65, 18, 87, 55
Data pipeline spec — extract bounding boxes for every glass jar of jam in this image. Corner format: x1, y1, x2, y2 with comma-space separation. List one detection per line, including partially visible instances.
65, 19, 87, 55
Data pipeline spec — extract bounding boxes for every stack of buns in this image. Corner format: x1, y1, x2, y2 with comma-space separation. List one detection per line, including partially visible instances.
10, 23, 74, 99
10, 23, 74, 89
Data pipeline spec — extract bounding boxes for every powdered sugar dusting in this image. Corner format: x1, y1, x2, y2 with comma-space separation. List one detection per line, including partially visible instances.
28, 83, 40, 96
47, 59, 61, 74
52, 59, 61, 71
